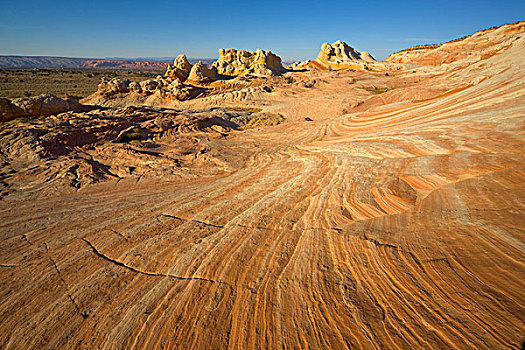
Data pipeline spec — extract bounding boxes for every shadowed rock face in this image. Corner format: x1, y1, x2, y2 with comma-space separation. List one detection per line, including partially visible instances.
212, 48, 285, 76
1, 21, 524, 350
0, 94, 87, 122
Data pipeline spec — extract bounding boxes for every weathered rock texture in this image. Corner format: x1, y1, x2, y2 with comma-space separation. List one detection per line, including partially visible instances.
1, 20, 524, 350
187, 61, 218, 83
287, 59, 311, 71
94, 76, 201, 103
165, 54, 193, 81
89, 48, 285, 107
311, 40, 377, 70
212, 48, 285, 76
0, 94, 87, 122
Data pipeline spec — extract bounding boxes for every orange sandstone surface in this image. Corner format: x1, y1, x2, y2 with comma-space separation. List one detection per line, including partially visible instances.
0, 21, 524, 349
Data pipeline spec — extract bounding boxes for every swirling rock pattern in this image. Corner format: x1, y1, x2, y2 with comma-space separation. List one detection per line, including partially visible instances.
0, 23, 524, 349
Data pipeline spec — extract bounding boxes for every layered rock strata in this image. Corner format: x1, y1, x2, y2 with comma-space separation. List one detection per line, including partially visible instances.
385, 20, 524, 65
310, 40, 378, 70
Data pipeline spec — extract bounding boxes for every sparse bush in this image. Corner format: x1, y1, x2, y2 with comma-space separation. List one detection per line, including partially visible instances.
119, 128, 143, 143
241, 114, 285, 129
362, 87, 394, 94
285, 76, 295, 84
224, 106, 262, 113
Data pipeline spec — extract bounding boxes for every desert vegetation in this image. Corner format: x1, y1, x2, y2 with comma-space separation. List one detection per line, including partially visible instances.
362, 86, 394, 94
0, 68, 163, 99
240, 113, 285, 129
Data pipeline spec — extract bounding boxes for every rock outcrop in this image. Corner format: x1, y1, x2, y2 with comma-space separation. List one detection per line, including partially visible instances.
98, 77, 130, 94
287, 60, 311, 71
212, 48, 285, 76
165, 54, 193, 81
385, 20, 524, 65
0, 94, 87, 122
311, 40, 376, 70
187, 61, 218, 83
88, 76, 202, 105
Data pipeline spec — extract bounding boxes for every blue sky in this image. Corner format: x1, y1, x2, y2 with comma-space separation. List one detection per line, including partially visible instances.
0, 0, 523, 61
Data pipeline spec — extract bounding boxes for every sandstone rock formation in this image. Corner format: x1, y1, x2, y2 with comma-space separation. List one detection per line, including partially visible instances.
165, 54, 193, 81
94, 76, 201, 103
187, 61, 218, 84
383, 44, 441, 64
385, 20, 524, 65
0, 94, 87, 122
212, 48, 285, 76
3, 21, 524, 350
98, 77, 130, 94
139, 79, 159, 92
91, 48, 285, 107
287, 59, 311, 70
311, 40, 377, 70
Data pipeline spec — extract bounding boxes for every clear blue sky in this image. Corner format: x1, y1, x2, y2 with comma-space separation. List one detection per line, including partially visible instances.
0, 0, 523, 61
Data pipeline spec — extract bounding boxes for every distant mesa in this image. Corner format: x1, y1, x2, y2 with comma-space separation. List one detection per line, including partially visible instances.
0, 56, 171, 70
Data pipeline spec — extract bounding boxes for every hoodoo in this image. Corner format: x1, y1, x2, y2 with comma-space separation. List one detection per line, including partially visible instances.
186, 61, 218, 84
212, 48, 285, 76
165, 54, 193, 81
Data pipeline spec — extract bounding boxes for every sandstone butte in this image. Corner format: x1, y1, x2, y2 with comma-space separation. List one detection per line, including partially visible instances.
0, 20, 524, 349
309, 40, 379, 71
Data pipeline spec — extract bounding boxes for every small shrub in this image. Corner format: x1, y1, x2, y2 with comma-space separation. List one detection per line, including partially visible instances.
362, 87, 394, 94
224, 106, 262, 113
285, 76, 295, 84
119, 128, 143, 142
241, 114, 285, 129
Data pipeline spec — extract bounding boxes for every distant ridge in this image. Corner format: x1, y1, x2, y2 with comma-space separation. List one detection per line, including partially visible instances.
0, 55, 215, 70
